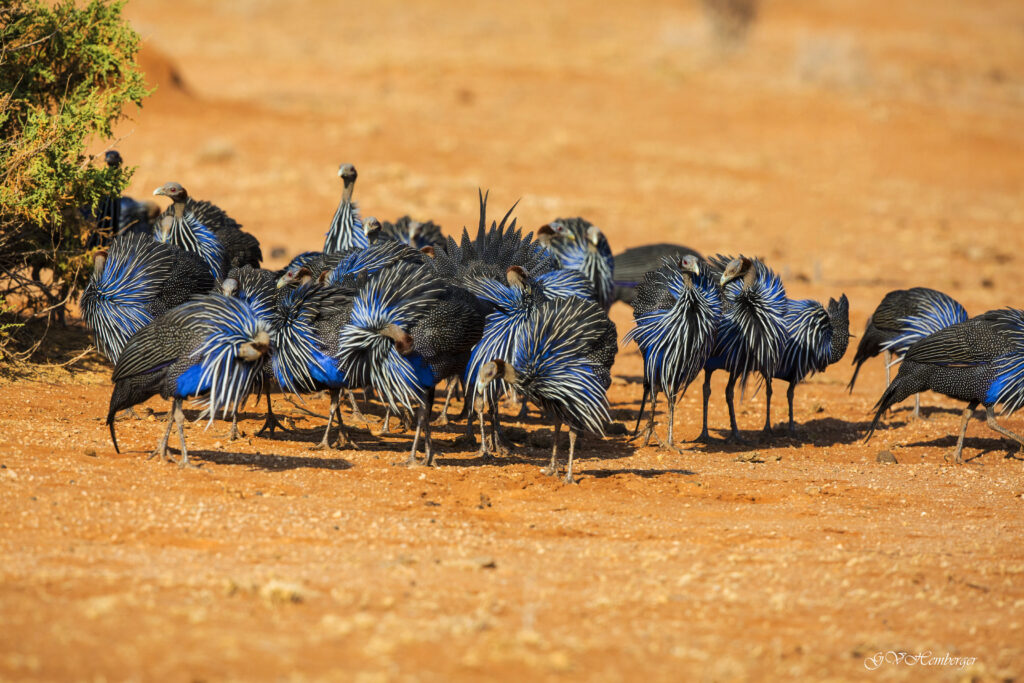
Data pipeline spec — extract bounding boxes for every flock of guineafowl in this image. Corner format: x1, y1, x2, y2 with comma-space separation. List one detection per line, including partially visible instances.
80, 151, 1024, 480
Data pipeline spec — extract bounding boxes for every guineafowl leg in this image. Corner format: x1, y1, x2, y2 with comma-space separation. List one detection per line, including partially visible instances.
786, 382, 797, 437
515, 393, 528, 420
491, 403, 512, 456
333, 397, 351, 448
346, 389, 372, 427
432, 379, 458, 427
631, 383, 649, 437
229, 412, 241, 441
724, 373, 747, 445
151, 407, 175, 462
542, 420, 562, 476
564, 429, 578, 484
884, 350, 892, 386
654, 392, 683, 453
695, 371, 714, 443
630, 385, 658, 447
313, 389, 340, 450
423, 387, 438, 466
911, 394, 928, 421
476, 401, 491, 458
984, 405, 1024, 459
173, 399, 196, 468
258, 385, 291, 436
403, 414, 424, 467
946, 403, 977, 464
762, 378, 773, 435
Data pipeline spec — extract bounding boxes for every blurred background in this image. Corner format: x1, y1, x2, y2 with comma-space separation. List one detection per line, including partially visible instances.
109, 0, 1024, 318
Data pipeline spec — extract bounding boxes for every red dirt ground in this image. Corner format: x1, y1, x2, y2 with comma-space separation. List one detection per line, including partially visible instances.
3, 0, 1024, 680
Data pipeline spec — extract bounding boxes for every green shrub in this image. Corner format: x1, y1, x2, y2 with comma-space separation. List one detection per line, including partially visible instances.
0, 0, 150, 363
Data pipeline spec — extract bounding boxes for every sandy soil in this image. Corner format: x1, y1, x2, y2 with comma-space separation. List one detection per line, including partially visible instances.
3, 0, 1024, 679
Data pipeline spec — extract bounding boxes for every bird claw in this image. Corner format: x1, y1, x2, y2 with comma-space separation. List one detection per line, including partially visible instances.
257, 415, 292, 437
540, 466, 558, 477
431, 414, 449, 427
944, 450, 963, 464
563, 473, 577, 484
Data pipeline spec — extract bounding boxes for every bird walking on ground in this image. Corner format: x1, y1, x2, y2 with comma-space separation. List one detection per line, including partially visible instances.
477, 296, 617, 483
625, 254, 722, 450
538, 217, 615, 310
611, 243, 703, 305
700, 255, 787, 442
865, 308, 1024, 463
849, 287, 967, 419
106, 294, 271, 466
769, 294, 850, 436
152, 182, 262, 278
324, 164, 365, 253
81, 233, 215, 363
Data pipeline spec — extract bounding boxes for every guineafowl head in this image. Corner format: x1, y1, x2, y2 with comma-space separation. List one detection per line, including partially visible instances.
719, 256, 754, 286
585, 225, 603, 251
220, 278, 239, 297
338, 164, 357, 185
277, 266, 313, 289
380, 324, 414, 355
104, 150, 123, 168
677, 254, 701, 276
362, 216, 382, 241
92, 249, 108, 278
237, 330, 272, 362
153, 182, 188, 203
506, 265, 529, 290
478, 359, 516, 387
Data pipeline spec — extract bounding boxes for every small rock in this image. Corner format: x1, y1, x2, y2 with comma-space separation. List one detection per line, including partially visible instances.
259, 579, 312, 604
876, 450, 898, 464
83, 448, 97, 458
805, 486, 821, 495
735, 451, 763, 463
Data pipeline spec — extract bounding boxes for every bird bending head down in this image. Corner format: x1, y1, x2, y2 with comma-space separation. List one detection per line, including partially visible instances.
478, 358, 517, 387
237, 330, 272, 362
506, 265, 529, 289
380, 323, 414, 355
92, 249, 108, 278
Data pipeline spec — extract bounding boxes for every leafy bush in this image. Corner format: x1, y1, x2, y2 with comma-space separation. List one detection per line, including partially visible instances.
0, 0, 150, 363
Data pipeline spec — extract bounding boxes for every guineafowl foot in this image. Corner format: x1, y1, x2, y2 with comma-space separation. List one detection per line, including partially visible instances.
177, 456, 199, 469
563, 473, 577, 484
540, 466, 558, 477
257, 414, 292, 437
228, 423, 243, 441
944, 449, 964, 465
692, 429, 713, 444
628, 425, 655, 448
431, 413, 449, 427
393, 454, 425, 467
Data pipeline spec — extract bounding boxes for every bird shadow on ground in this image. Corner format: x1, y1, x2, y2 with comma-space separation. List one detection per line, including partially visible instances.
428, 430, 640, 469
190, 449, 353, 471
588, 467, 697, 479
900, 434, 1024, 463
889, 404, 963, 420
667, 416, 892, 453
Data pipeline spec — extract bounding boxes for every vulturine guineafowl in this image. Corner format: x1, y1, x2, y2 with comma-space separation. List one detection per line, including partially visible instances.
434, 192, 593, 456
538, 217, 615, 310
612, 243, 703, 305
369, 215, 446, 249
81, 233, 215, 363
269, 282, 361, 449
699, 255, 787, 443
152, 182, 262, 278
84, 150, 124, 250
324, 164, 365, 253
850, 287, 967, 419
768, 294, 850, 436
865, 309, 1024, 463
106, 294, 271, 466
625, 254, 722, 450
338, 261, 485, 465
477, 296, 617, 483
